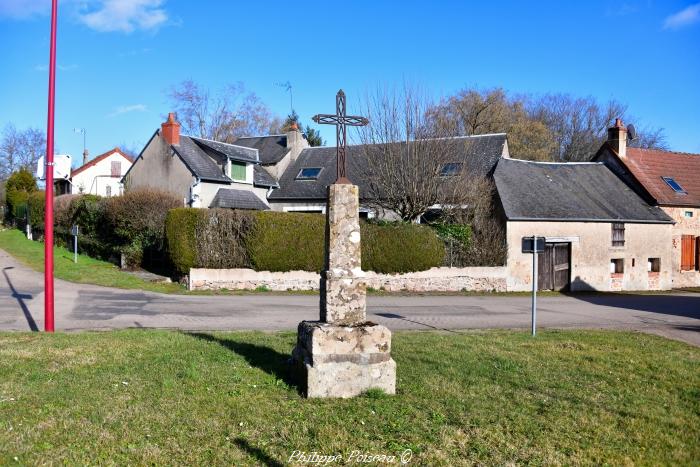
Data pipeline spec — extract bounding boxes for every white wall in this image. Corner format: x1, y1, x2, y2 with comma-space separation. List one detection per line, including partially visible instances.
71, 151, 132, 197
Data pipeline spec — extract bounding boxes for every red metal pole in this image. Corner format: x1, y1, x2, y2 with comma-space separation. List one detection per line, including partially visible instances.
44, 0, 58, 333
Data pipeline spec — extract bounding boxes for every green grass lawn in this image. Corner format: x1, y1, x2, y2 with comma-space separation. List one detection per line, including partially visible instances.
0, 329, 697, 465
0, 228, 185, 293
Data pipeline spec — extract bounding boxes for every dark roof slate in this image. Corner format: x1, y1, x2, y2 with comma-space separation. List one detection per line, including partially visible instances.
233, 135, 289, 165
254, 165, 279, 188
209, 188, 269, 210
173, 136, 230, 183
494, 158, 673, 223
269, 134, 508, 200
190, 136, 259, 163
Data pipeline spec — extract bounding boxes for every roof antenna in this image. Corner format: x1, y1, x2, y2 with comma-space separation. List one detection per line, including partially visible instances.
627, 123, 637, 140
275, 81, 293, 113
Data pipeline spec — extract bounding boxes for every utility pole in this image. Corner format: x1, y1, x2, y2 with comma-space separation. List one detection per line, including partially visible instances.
43, 0, 58, 333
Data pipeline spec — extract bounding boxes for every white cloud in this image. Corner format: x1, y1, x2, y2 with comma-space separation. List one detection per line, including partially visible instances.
108, 104, 147, 117
663, 3, 700, 30
79, 0, 167, 33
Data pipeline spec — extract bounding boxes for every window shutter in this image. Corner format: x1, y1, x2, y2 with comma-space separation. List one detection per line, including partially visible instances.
681, 235, 696, 271
111, 160, 121, 177
230, 162, 247, 181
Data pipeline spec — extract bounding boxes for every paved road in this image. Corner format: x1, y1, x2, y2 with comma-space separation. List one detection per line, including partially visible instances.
1, 248, 699, 345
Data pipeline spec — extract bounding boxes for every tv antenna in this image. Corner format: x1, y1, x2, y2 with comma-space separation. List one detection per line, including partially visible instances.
627, 123, 637, 140
275, 81, 293, 112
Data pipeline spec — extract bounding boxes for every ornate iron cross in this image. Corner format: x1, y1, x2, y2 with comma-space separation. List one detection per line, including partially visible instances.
312, 89, 369, 184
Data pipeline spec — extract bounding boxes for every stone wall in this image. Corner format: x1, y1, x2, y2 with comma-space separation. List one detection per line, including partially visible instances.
189, 266, 508, 292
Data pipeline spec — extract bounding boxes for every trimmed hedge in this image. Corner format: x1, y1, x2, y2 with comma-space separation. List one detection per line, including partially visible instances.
362, 222, 445, 273
247, 211, 325, 272
166, 209, 445, 275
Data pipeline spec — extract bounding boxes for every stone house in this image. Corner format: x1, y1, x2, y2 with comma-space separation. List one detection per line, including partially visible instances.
494, 158, 674, 292
594, 119, 700, 288
55, 148, 133, 197
122, 114, 308, 209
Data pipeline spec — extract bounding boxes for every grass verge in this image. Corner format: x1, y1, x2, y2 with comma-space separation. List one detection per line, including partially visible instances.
0, 329, 698, 464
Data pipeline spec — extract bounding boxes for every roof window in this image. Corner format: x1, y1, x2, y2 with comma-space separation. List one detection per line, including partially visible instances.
661, 176, 686, 194
439, 162, 463, 177
296, 167, 322, 180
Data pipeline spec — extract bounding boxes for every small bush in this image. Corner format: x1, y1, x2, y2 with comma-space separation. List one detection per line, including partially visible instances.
27, 191, 45, 228
103, 189, 181, 267
246, 211, 325, 272
5, 168, 37, 224
362, 222, 444, 273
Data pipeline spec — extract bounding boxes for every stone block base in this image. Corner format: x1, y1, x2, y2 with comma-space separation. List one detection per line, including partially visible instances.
292, 321, 396, 398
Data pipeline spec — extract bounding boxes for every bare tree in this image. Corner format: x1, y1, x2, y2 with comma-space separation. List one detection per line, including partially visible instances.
0, 124, 46, 179
356, 85, 475, 222
166, 80, 282, 142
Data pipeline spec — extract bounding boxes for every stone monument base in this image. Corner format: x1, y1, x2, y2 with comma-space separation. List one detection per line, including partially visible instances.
292, 321, 396, 398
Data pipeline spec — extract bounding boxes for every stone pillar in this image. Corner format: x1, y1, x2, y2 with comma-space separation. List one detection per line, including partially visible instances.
292, 183, 396, 398
320, 184, 366, 325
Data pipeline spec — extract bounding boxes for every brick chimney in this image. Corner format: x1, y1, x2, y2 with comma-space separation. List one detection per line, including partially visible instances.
82, 148, 89, 166
607, 118, 627, 158
161, 112, 180, 146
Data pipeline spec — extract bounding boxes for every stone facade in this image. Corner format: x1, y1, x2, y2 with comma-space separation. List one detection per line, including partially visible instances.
664, 206, 700, 288
506, 221, 674, 292
292, 183, 396, 398
189, 267, 507, 292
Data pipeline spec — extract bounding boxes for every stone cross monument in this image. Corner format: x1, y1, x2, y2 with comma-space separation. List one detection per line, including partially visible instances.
291, 90, 396, 398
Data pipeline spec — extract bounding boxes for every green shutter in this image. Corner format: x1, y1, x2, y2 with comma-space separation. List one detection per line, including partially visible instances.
230, 162, 247, 181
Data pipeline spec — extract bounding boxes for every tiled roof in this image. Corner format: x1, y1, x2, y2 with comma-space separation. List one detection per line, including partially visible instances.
494, 158, 673, 223
269, 134, 507, 201
71, 147, 133, 177
619, 147, 700, 207
209, 188, 269, 210
232, 135, 289, 165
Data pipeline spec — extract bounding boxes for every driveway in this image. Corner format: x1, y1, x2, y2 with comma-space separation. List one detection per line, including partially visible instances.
1, 249, 698, 345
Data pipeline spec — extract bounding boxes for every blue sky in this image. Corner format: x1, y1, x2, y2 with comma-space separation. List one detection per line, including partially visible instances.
1, 0, 699, 165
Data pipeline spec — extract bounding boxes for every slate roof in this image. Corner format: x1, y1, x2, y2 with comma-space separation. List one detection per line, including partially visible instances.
254, 165, 279, 187
232, 135, 289, 165
269, 134, 508, 201
494, 158, 673, 223
190, 136, 259, 163
173, 136, 231, 183
209, 188, 269, 210
615, 147, 700, 207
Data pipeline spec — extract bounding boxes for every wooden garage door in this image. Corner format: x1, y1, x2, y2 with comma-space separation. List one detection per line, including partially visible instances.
538, 243, 571, 291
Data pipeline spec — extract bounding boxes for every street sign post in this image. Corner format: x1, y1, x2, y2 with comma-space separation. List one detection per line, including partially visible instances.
71, 225, 79, 263
522, 236, 544, 336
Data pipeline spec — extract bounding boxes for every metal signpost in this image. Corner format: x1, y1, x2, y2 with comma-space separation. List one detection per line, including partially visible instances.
71, 225, 79, 263
522, 236, 545, 336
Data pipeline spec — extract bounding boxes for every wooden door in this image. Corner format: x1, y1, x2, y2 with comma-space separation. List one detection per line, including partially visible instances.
537, 243, 571, 291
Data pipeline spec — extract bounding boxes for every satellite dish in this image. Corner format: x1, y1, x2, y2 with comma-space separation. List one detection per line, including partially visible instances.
627, 124, 637, 140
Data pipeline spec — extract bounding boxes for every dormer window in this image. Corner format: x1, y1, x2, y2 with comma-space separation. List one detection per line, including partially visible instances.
439, 162, 463, 177
296, 167, 322, 180
661, 176, 686, 194
230, 161, 247, 182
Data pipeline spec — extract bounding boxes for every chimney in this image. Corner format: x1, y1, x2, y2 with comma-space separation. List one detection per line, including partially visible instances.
161, 112, 180, 146
286, 122, 300, 148
82, 148, 89, 166
607, 117, 627, 158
